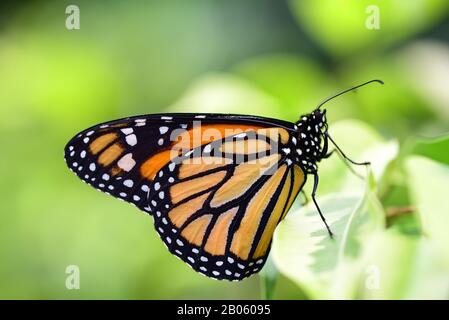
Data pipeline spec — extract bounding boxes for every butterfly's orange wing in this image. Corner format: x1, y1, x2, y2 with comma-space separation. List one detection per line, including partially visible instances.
64, 114, 305, 280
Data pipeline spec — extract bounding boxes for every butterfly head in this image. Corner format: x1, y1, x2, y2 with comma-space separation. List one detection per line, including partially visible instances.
293, 109, 328, 171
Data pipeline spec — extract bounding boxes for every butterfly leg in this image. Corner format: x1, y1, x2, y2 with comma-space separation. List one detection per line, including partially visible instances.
322, 149, 335, 159
326, 133, 370, 166
311, 172, 334, 239
324, 147, 365, 180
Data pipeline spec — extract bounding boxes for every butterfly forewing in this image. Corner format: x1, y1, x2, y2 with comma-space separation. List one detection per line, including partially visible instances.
64, 116, 190, 213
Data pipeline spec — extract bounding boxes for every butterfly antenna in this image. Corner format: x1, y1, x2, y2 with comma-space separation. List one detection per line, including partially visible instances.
315, 79, 384, 111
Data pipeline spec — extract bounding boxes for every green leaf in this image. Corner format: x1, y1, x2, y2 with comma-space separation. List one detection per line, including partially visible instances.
406, 156, 449, 265
258, 255, 278, 300
272, 170, 385, 298
403, 240, 449, 299
346, 229, 418, 299
411, 135, 449, 166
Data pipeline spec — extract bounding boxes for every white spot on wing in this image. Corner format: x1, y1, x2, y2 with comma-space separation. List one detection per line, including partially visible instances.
203, 144, 212, 153
159, 126, 169, 134
126, 134, 137, 146
123, 179, 134, 188
121, 128, 133, 135
118, 153, 136, 172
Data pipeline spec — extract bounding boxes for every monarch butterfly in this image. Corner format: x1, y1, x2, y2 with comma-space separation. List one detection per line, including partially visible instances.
64, 79, 383, 281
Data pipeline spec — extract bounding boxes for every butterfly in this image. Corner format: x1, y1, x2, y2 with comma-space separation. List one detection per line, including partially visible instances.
64, 80, 383, 281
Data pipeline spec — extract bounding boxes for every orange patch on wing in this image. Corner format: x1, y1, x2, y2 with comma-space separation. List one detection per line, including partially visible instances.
170, 170, 226, 205
210, 154, 281, 208
89, 133, 118, 154
171, 124, 266, 154
181, 214, 212, 246
98, 143, 124, 166
219, 139, 271, 155
109, 123, 128, 128
281, 165, 305, 220
178, 157, 232, 179
139, 124, 285, 182
255, 128, 290, 144
168, 192, 211, 228
140, 150, 173, 180
230, 165, 287, 260
204, 207, 238, 256
253, 170, 291, 259
110, 166, 122, 176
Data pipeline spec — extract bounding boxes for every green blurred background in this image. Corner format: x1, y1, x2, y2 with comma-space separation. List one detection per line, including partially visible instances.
1, 0, 448, 299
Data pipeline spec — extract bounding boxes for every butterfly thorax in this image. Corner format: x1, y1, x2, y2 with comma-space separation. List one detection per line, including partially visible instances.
292, 109, 328, 173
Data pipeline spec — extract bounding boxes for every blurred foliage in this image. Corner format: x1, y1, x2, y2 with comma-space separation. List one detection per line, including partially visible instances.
0, 0, 448, 299
273, 122, 449, 299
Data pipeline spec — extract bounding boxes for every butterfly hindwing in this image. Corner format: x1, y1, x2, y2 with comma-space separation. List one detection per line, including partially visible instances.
148, 127, 306, 280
